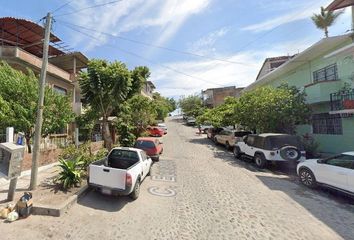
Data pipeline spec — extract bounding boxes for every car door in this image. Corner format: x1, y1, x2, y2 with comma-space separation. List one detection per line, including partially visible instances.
155, 139, 162, 154
244, 135, 255, 156
215, 130, 224, 144
316, 154, 354, 191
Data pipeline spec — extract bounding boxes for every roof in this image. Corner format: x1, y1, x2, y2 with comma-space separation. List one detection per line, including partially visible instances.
49, 52, 88, 72
324, 42, 354, 58
244, 34, 352, 92
0, 17, 65, 58
255, 56, 294, 80
203, 86, 236, 92
326, 0, 354, 10
342, 151, 354, 155
258, 133, 289, 137
147, 81, 155, 89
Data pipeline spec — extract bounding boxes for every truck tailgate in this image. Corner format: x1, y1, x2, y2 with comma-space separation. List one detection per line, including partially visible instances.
89, 165, 126, 190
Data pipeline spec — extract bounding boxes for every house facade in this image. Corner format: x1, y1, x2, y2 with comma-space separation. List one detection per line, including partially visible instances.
141, 81, 155, 100
202, 86, 244, 108
244, 34, 354, 154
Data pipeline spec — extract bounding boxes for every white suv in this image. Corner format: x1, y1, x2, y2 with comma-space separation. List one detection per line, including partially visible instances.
297, 152, 354, 195
234, 133, 306, 168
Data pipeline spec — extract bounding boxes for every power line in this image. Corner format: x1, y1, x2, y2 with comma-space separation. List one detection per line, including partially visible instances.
56, 20, 254, 66
51, 0, 75, 14
53, 0, 123, 17
59, 22, 229, 87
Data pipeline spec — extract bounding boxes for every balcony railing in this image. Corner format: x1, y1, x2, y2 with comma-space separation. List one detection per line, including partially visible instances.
330, 89, 354, 112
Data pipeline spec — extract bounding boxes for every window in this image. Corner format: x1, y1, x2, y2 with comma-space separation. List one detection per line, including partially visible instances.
53, 85, 67, 95
246, 136, 255, 146
312, 113, 342, 135
253, 136, 264, 149
141, 151, 148, 161
313, 64, 338, 83
134, 140, 155, 148
325, 154, 354, 169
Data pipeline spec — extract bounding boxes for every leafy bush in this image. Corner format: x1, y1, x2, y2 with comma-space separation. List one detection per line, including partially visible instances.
57, 157, 84, 189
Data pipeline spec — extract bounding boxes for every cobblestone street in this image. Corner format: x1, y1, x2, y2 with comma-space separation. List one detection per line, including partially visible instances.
1, 117, 354, 240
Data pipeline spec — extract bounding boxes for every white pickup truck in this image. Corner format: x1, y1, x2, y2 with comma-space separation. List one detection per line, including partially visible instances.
88, 147, 152, 200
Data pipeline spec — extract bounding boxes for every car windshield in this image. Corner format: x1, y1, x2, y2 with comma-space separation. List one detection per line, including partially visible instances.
267, 136, 304, 150
135, 140, 155, 149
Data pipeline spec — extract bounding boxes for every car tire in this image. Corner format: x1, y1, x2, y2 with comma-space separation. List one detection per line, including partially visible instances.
254, 154, 267, 169
299, 168, 317, 188
233, 147, 242, 159
130, 180, 140, 200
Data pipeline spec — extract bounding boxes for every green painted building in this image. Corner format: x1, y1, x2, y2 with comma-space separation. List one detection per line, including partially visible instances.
244, 34, 354, 154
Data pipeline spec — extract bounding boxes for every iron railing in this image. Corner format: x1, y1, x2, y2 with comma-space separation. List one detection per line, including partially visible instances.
330, 89, 354, 111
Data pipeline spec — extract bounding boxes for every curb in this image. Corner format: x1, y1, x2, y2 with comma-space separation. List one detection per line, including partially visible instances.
31, 184, 90, 217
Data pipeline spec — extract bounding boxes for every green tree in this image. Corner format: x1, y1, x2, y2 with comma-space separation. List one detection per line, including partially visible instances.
0, 62, 74, 152
128, 66, 151, 98
127, 95, 157, 137
80, 59, 132, 150
311, 7, 343, 37
196, 97, 238, 127
153, 93, 174, 120
179, 95, 204, 118
235, 85, 311, 134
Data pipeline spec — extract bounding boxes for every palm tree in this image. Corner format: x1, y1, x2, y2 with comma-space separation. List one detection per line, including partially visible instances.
311, 7, 344, 38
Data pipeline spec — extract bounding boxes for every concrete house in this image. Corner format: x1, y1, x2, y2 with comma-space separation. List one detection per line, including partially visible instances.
141, 81, 155, 100
202, 86, 244, 108
244, 34, 354, 154
0, 17, 88, 139
256, 56, 294, 80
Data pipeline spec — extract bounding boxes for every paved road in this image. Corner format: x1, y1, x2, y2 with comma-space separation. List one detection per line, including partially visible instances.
1, 117, 354, 240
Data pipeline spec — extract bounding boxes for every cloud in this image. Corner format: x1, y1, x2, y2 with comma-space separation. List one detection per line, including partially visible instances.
61, 0, 211, 51
151, 38, 315, 98
188, 27, 230, 55
242, 0, 332, 33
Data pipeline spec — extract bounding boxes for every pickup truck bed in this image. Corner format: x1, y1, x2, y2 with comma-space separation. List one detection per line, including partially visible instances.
88, 147, 152, 199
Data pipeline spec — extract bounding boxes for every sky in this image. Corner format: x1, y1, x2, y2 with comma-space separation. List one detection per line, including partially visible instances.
1, 0, 353, 99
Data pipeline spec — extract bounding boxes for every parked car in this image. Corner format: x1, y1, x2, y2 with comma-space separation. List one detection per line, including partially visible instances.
214, 130, 251, 149
186, 117, 196, 126
134, 137, 163, 161
157, 123, 167, 134
297, 152, 354, 195
207, 127, 225, 140
199, 124, 213, 133
234, 133, 306, 168
147, 126, 164, 137
88, 147, 152, 200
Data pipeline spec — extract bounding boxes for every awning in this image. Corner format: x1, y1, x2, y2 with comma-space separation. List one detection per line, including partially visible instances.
326, 0, 354, 11
0, 17, 65, 57
49, 52, 88, 72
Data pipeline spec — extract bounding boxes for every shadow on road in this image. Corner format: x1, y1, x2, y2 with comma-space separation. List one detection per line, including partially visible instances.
256, 174, 354, 240
78, 190, 132, 212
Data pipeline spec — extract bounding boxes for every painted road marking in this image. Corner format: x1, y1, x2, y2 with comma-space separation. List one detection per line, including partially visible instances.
148, 186, 176, 197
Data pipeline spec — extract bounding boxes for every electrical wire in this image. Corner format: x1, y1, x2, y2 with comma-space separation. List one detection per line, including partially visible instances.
51, 0, 75, 14
56, 20, 254, 66
53, 0, 123, 17
59, 22, 229, 87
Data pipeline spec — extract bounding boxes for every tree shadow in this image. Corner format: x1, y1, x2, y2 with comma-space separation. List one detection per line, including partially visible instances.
77, 190, 132, 212
256, 174, 354, 239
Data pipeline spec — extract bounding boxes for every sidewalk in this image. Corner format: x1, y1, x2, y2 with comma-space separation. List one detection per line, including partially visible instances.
0, 162, 59, 205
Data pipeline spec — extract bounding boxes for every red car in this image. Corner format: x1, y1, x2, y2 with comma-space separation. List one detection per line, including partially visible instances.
134, 137, 163, 161
147, 126, 164, 137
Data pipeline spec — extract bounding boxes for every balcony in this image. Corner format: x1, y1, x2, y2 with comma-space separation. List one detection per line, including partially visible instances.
330, 89, 354, 114
304, 80, 343, 104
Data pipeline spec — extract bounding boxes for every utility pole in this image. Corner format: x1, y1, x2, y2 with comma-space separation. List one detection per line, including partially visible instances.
29, 13, 52, 190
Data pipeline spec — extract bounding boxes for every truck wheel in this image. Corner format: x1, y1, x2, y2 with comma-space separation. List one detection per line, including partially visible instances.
130, 180, 140, 200
254, 154, 267, 169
